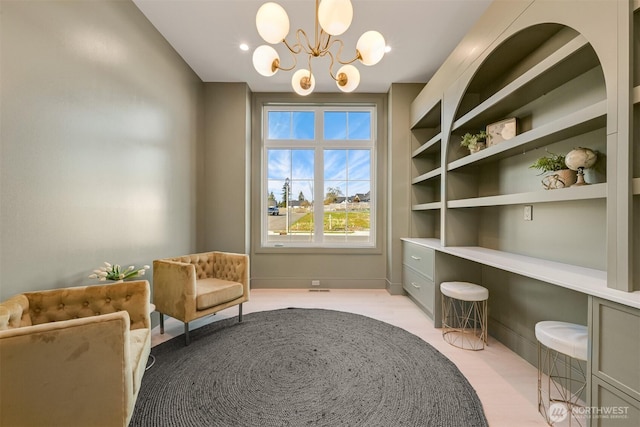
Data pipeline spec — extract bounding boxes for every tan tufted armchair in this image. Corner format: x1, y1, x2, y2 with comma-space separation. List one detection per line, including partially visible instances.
153, 251, 249, 345
0, 280, 151, 427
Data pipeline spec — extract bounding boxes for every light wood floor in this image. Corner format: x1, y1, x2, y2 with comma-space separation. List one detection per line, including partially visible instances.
151, 289, 547, 427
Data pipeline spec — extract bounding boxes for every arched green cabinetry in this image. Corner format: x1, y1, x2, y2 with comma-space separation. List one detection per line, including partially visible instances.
403, 1, 640, 423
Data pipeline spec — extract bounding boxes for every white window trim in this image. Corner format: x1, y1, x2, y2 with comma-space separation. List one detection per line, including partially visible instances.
261, 104, 377, 249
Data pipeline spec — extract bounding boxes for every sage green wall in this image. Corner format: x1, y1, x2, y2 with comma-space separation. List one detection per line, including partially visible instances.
483, 267, 588, 367
387, 83, 424, 294
199, 83, 251, 255
0, 0, 203, 299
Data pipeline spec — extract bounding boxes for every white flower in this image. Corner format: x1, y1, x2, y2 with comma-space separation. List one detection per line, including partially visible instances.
90, 261, 151, 282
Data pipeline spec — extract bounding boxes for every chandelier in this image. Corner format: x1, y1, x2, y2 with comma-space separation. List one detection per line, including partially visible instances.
252, 0, 386, 95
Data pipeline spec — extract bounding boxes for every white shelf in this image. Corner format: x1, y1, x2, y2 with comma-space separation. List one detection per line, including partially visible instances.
634, 177, 640, 195
401, 237, 640, 310
448, 101, 606, 171
412, 202, 441, 211
447, 183, 606, 208
453, 34, 590, 131
412, 133, 441, 158
412, 168, 442, 185
411, 98, 441, 129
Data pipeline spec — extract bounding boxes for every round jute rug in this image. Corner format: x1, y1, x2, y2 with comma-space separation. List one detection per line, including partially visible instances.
131, 308, 488, 427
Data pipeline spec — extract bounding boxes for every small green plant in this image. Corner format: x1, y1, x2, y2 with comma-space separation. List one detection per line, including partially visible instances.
529, 151, 568, 174
460, 131, 487, 151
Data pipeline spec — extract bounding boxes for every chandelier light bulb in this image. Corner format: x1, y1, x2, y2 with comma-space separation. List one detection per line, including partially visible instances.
318, 0, 353, 36
357, 30, 386, 66
336, 64, 360, 92
292, 69, 316, 96
256, 2, 290, 44
253, 45, 280, 76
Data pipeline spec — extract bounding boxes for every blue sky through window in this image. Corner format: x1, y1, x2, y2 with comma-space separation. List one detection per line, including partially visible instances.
325, 111, 371, 140
267, 111, 371, 204
268, 111, 314, 139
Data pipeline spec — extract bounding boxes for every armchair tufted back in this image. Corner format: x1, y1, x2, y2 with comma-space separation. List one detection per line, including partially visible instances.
168, 253, 214, 280
0, 280, 150, 331
212, 251, 248, 284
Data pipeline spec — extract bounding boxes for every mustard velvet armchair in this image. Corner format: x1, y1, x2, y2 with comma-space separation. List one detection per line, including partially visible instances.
153, 251, 249, 345
0, 280, 151, 427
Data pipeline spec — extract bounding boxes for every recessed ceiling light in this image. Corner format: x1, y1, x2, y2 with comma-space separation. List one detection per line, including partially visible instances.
239, 43, 249, 51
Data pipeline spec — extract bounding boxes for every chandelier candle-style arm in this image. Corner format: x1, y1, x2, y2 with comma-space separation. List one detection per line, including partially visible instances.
252, 0, 385, 95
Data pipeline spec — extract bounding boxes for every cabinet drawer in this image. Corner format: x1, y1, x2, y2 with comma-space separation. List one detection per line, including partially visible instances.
591, 375, 640, 427
403, 266, 434, 319
402, 242, 434, 279
591, 298, 640, 401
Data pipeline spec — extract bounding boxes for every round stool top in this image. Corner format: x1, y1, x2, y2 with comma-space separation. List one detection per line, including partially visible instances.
535, 321, 588, 361
440, 281, 488, 302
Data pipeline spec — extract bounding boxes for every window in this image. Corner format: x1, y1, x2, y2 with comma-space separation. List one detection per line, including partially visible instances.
263, 105, 375, 248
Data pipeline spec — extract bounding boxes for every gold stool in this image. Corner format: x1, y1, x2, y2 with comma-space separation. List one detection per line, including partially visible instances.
440, 281, 488, 351
535, 321, 588, 426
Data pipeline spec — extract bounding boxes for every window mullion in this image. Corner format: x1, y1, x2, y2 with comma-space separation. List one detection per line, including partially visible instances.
314, 148, 324, 241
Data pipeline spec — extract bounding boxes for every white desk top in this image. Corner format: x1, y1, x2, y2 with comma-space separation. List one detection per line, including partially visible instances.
402, 237, 640, 310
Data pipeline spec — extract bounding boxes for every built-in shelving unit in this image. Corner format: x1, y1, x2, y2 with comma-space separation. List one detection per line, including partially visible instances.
403, 2, 640, 419
410, 99, 442, 239
442, 23, 607, 270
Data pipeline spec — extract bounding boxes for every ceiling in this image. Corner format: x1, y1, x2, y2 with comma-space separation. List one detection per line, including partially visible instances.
132, 0, 492, 94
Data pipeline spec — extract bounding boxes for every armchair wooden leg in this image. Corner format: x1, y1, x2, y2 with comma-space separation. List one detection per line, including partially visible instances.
184, 322, 190, 346
239, 303, 243, 323
159, 313, 165, 334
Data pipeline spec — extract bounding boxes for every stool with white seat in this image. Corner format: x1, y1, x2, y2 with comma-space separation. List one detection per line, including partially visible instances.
535, 321, 588, 426
440, 281, 488, 351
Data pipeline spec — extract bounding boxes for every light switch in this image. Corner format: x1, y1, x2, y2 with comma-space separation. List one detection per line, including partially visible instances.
524, 205, 533, 221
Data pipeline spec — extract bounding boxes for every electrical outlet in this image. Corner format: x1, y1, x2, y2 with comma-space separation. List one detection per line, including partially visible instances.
311, 280, 320, 286
524, 205, 533, 221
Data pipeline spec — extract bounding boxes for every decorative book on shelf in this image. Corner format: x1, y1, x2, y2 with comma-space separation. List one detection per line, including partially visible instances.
486, 117, 518, 147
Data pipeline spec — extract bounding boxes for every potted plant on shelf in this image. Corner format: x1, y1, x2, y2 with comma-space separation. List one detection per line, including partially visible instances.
529, 151, 577, 189
460, 131, 488, 154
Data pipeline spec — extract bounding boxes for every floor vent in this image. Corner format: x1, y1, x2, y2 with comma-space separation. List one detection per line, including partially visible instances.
309, 289, 330, 292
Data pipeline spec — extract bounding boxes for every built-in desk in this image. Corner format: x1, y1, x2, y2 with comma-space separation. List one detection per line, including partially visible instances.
401, 237, 640, 425
401, 237, 640, 310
